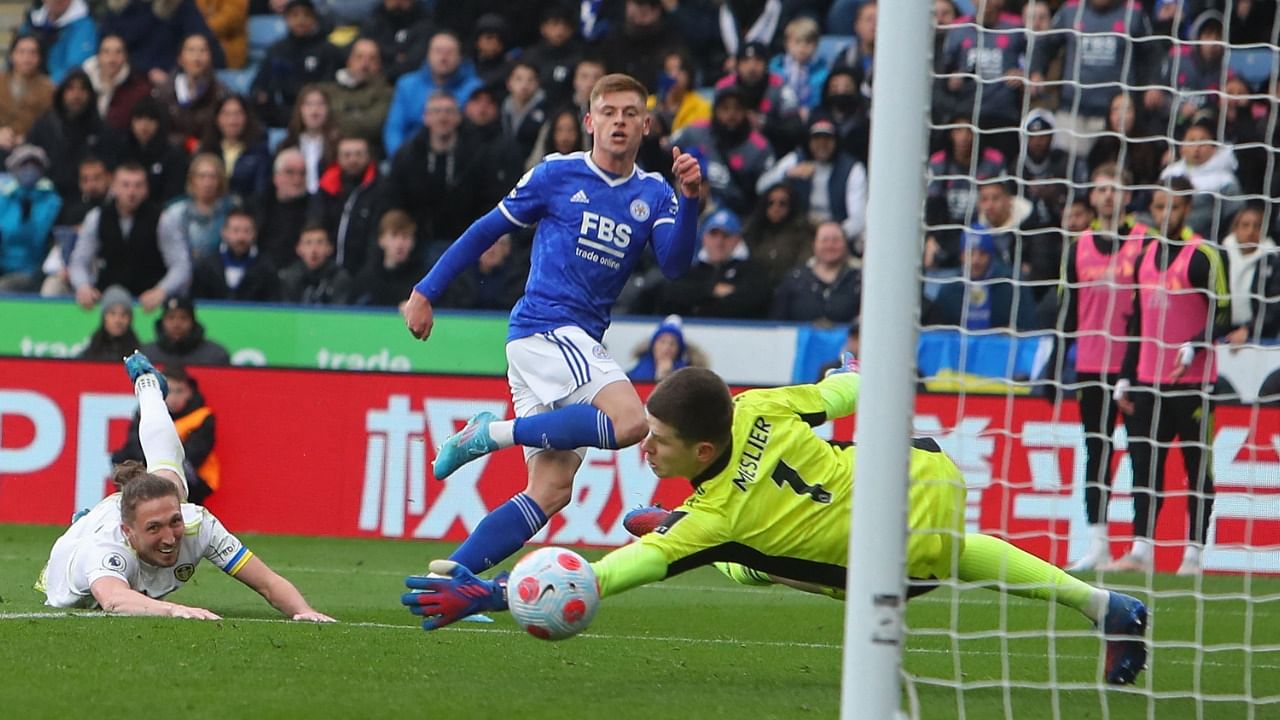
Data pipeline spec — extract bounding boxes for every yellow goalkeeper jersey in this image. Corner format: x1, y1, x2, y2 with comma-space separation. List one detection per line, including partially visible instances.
594, 377, 967, 597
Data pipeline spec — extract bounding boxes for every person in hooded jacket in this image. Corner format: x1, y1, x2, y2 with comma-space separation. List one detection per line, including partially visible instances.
250, 0, 344, 128
112, 364, 220, 504
27, 69, 121, 199
18, 0, 97, 84
140, 295, 232, 366
78, 284, 143, 361
628, 314, 698, 383
359, 0, 436, 83
0, 145, 63, 291
119, 96, 189, 204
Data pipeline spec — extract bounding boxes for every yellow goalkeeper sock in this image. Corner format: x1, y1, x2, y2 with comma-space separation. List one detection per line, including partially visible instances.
957, 533, 1108, 623
714, 562, 774, 586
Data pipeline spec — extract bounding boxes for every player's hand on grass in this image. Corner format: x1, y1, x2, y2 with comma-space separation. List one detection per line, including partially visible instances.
402, 560, 508, 631
168, 603, 221, 620
403, 290, 435, 340
291, 610, 337, 623
671, 145, 702, 199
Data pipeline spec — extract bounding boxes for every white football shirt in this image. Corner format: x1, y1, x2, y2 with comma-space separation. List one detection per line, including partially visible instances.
38, 494, 253, 609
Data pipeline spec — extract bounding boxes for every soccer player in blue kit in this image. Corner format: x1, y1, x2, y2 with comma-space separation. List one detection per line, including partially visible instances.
401, 73, 703, 583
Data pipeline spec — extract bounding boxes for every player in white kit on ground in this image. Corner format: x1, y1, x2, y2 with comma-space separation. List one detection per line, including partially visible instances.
37, 352, 334, 622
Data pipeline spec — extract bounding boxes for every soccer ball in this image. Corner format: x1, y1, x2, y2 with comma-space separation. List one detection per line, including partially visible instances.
507, 547, 599, 641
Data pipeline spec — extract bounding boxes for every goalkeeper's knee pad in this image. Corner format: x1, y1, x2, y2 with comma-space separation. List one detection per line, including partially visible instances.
714, 562, 775, 586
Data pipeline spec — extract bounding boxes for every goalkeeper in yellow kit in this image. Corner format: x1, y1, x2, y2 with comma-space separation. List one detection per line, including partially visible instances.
403, 362, 1148, 685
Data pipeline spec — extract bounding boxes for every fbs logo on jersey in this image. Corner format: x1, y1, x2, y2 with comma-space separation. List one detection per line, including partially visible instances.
103, 553, 126, 572
174, 564, 196, 582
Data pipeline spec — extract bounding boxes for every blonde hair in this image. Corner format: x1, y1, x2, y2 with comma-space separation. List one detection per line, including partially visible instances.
785, 16, 820, 43
186, 153, 228, 197
589, 73, 649, 109
379, 209, 416, 237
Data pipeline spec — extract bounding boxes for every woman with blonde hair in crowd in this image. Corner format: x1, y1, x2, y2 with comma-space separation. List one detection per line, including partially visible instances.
158, 153, 239, 262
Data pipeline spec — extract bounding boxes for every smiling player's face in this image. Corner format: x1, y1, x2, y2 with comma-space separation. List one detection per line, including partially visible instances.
585, 90, 649, 161
122, 496, 184, 567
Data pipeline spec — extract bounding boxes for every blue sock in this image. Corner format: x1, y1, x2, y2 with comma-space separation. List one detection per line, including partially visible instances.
448, 493, 549, 573
513, 404, 618, 450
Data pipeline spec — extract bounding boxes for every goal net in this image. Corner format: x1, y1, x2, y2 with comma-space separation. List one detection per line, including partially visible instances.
854, 1, 1280, 717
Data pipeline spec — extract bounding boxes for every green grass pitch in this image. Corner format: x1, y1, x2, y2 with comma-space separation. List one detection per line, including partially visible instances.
1, 523, 1276, 719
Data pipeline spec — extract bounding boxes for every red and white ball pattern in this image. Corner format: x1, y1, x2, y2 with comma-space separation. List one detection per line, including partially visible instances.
507, 547, 600, 641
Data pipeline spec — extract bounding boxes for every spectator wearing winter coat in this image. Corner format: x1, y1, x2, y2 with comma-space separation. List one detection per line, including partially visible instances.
82, 34, 153, 132
500, 62, 548, 160
924, 112, 1006, 271
925, 228, 1036, 331
140, 295, 232, 366
118, 96, 189, 204
198, 94, 271, 199
0, 145, 63, 291
192, 208, 279, 301
277, 223, 352, 305
69, 162, 191, 311
974, 176, 1057, 287
659, 209, 772, 319
0, 36, 56, 148
519, 4, 582, 109
1221, 204, 1280, 344
383, 30, 482, 157
319, 38, 393, 156
278, 85, 341, 194
755, 114, 867, 249
250, 148, 316, 268
250, 0, 344, 128
714, 42, 800, 145
194, 0, 248, 69
1160, 115, 1243, 240
743, 182, 813, 287
19, 0, 97, 84
671, 86, 775, 216
78, 285, 143, 361
351, 210, 419, 307
100, 0, 226, 76
150, 33, 232, 150
158, 153, 238, 262
27, 69, 121, 199
385, 92, 491, 248
598, 0, 685, 94
770, 221, 861, 325
314, 136, 386, 274
628, 314, 694, 383
359, 0, 436, 83
768, 17, 828, 112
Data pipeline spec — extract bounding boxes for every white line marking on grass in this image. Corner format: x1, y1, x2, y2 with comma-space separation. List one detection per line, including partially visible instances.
4, 612, 1278, 671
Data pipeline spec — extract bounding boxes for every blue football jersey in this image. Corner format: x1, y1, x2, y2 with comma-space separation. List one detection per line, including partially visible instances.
500, 152, 680, 341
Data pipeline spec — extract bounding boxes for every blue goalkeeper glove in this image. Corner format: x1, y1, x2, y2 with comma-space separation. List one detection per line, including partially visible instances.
824, 351, 860, 378
402, 560, 509, 631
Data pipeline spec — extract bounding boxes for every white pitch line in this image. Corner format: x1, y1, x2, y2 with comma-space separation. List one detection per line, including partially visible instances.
3, 612, 1278, 671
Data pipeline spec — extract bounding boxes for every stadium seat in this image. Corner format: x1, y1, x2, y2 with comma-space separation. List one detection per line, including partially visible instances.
217, 67, 256, 97
248, 15, 287, 65
1228, 47, 1278, 90
817, 34, 852, 69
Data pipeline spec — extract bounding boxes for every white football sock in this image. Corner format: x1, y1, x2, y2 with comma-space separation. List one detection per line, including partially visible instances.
1088, 523, 1109, 553
1182, 544, 1203, 566
488, 419, 515, 448
135, 375, 188, 501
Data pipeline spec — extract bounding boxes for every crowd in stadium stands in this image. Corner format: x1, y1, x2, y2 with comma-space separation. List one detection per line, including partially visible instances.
1, 0, 1278, 343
